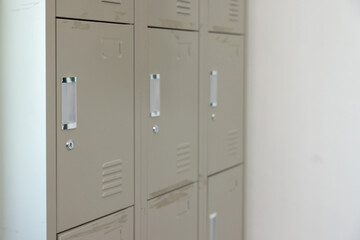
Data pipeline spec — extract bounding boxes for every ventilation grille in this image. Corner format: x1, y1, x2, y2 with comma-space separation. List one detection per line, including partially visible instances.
227, 130, 239, 156
102, 159, 123, 198
176, 0, 191, 16
229, 0, 240, 22
176, 143, 191, 174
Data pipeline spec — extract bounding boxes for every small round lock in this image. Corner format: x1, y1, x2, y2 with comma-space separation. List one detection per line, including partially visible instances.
211, 114, 216, 121
153, 125, 160, 134
66, 139, 75, 151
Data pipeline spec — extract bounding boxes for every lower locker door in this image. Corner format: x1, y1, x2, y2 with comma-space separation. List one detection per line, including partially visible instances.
147, 28, 198, 199
208, 165, 243, 240
57, 20, 134, 232
148, 183, 198, 240
58, 207, 134, 240
207, 34, 244, 175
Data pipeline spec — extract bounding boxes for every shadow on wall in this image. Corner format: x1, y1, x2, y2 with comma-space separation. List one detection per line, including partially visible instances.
0, 0, 5, 237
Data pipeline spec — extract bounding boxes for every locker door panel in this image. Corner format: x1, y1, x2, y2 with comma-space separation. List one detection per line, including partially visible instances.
58, 207, 134, 240
57, 20, 134, 232
208, 166, 243, 240
56, 0, 133, 23
148, 184, 197, 240
208, 0, 245, 34
148, 0, 198, 30
147, 28, 198, 199
207, 34, 244, 175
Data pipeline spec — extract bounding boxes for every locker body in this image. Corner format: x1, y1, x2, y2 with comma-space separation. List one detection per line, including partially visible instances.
148, 183, 198, 240
208, 165, 243, 240
147, 28, 198, 199
56, 0, 133, 23
57, 20, 134, 232
208, 0, 245, 34
58, 207, 134, 240
207, 34, 244, 175
148, 0, 198, 30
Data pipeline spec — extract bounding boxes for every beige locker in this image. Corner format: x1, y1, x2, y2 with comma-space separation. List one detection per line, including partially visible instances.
147, 28, 198, 199
56, 0, 133, 23
208, 165, 243, 240
148, 0, 198, 30
58, 207, 134, 240
208, 0, 245, 34
207, 34, 244, 175
148, 183, 198, 240
57, 20, 134, 232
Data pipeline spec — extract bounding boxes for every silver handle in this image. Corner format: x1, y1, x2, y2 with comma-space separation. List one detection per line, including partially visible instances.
61, 77, 77, 130
210, 71, 218, 107
209, 212, 217, 240
150, 74, 160, 117
101, 0, 121, 4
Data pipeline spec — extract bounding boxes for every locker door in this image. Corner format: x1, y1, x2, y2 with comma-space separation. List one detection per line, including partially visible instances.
58, 207, 134, 240
148, 0, 199, 30
57, 0, 133, 23
208, 0, 245, 34
57, 20, 134, 232
148, 183, 198, 240
207, 34, 244, 175
208, 166, 243, 240
147, 28, 198, 199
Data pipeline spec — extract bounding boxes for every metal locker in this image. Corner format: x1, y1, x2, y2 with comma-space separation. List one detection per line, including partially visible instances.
208, 0, 245, 34
207, 34, 244, 175
148, 0, 199, 30
58, 207, 134, 240
57, 20, 134, 232
147, 28, 198, 199
208, 165, 243, 240
56, 0, 133, 23
148, 183, 198, 240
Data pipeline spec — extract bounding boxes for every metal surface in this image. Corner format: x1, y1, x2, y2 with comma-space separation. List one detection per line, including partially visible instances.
57, 20, 134, 232
152, 124, 160, 134
147, 28, 198, 199
209, 71, 218, 107
65, 139, 74, 151
150, 74, 161, 118
209, 212, 217, 240
61, 76, 77, 130
208, 165, 243, 240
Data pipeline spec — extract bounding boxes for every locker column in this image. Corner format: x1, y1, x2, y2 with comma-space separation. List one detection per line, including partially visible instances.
55, 0, 135, 239
199, 0, 246, 240
135, 0, 200, 239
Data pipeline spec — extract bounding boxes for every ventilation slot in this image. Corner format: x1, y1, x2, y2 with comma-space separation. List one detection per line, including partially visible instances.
102, 159, 123, 198
227, 130, 239, 156
176, 143, 191, 174
229, 0, 240, 22
176, 0, 191, 16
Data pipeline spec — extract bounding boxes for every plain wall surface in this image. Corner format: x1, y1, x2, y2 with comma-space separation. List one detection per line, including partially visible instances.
0, 0, 47, 239
246, 0, 360, 239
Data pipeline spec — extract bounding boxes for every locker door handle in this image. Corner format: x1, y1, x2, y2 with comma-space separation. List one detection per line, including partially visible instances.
61, 77, 77, 130
210, 71, 218, 107
150, 74, 160, 117
101, 0, 121, 4
209, 212, 217, 240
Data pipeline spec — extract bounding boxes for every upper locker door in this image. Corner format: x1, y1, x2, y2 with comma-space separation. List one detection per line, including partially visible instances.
208, 0, 245, 34
148, 0, 199, 30
208, 166, 243, 240
147, 28, 198, 199
56, 0, 133, 23
57, 20, 134, 232
207, 34, 244, 175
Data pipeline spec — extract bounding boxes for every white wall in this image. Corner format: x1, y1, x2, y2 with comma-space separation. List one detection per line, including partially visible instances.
246, 1, 360, 239
0, 0, 47, 239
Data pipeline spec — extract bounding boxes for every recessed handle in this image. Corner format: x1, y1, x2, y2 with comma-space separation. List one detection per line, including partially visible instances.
209, 212, 217, 240
150, 74, 160, 117
61, 77, 77, 130
210, 71, 218, 107
101, 0, 121, 4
